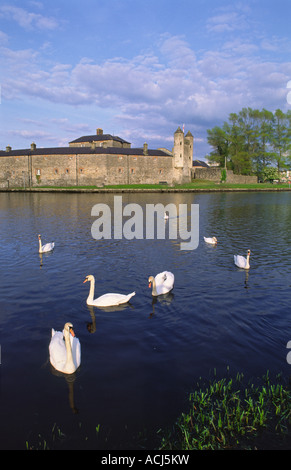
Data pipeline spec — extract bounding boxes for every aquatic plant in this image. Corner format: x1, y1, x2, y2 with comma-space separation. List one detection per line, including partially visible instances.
158, 370, 291, 450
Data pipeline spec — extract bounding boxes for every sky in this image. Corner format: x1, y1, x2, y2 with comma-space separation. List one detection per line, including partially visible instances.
0, 0, 290, 160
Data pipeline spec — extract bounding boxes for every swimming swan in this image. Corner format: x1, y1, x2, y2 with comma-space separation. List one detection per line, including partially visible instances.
38, 234, 55, 253
148, 271, 175, 296
204, 236, 217, 245
83, 274, 135, 307
49, 322, 81, 375
234, 249, 251, 269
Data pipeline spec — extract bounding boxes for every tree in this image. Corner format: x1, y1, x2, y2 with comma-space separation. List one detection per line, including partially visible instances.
206, 124, 230, 167
206, 107, 290, 177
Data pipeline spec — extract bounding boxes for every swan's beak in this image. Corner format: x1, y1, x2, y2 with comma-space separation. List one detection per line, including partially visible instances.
83, 278, 88, 283
70, 327, 75, 337
148, 282, 152, 288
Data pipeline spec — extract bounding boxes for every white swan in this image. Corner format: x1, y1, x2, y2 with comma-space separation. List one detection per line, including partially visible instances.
49, 322, 81, 374
148, 271, 174, 296
83, 274, 135, 307
38, 234, 55, 253
164, 212, 169, 220
204, 236, 217, 245
234, 249, 251, 269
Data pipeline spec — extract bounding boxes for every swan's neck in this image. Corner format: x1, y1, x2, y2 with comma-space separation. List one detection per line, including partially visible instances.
246, 254, 250, 268
87, 278, 95, 304
64, 331, 75, 373
38, 238, 42, 253
151, 278, 158, 296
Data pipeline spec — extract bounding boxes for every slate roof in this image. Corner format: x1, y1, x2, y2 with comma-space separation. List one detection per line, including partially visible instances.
69, 134, 131, 145
192, 159, 209, 168
0, 146, 171, 157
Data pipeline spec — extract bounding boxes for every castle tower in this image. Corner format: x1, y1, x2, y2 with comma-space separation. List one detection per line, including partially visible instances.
173, 126, 184, 168
172, 126, 193, 183
184, 130, 194, 169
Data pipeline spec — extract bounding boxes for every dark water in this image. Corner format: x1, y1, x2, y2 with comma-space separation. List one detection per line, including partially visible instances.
0, 191, 291, 450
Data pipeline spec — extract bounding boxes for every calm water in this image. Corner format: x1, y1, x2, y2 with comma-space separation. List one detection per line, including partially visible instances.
0, 190, 291, 449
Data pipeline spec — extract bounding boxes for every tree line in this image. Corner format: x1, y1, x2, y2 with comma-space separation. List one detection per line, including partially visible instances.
206, 108, 291, 180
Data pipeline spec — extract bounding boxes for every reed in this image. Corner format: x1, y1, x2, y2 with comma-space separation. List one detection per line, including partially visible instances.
158, 370, 291, 450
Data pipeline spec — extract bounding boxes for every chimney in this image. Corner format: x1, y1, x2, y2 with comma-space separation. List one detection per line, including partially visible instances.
143, 142, 148, 155
31, 142, 36, 151
6, 145, 11, 152
96, 128, 103, 135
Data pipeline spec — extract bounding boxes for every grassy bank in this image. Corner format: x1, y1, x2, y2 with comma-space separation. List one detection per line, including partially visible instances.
4, 180, 291, 192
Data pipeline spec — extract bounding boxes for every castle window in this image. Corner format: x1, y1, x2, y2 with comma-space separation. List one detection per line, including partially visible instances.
65, 168, 69, 174
118, 156, 123, 161
159, 169, 163, 174
118, 168, 123, 173
54, 168, 58, 174
131, 168, 135, 174
36, 169, 41, 175
79, 168, 84, 173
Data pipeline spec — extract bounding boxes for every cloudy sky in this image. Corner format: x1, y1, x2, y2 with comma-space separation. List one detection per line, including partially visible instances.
0, 0, 290, 159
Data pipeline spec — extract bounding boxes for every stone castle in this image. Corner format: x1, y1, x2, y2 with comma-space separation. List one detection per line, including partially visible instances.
0, 127, 193, 188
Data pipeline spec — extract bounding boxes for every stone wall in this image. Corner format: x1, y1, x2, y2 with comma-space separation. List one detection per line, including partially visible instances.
0, 152, 174, 188
194, 168, 257, 184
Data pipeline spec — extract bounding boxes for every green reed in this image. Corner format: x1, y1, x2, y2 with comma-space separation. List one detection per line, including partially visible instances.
158, 371, 291, 450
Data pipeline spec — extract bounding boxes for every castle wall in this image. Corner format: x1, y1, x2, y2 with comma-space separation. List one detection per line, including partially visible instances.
0, 152, 174, 188
194, 168, 258, 184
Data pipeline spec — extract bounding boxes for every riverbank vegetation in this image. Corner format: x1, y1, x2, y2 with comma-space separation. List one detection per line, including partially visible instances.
20, 180, 291, 191
158, 370, 291, 450
206, 107, 291, 179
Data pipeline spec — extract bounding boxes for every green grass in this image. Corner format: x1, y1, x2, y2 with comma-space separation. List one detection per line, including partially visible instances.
158, 370, 291, 450
19, 180, 291, 191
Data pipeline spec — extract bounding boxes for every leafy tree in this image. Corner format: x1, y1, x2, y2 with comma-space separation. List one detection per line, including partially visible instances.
206, 107, 291, 177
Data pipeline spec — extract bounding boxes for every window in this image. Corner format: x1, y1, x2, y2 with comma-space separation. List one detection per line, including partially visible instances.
118, 168, 123, 173
131, 168, 135, 174
65, 168, 69, 174
54, 168, 59, 174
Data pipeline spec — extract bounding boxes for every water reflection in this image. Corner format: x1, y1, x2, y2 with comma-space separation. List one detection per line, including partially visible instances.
1, 191, 291, 450
49, 365, 79, 414
150, 292, 174, 317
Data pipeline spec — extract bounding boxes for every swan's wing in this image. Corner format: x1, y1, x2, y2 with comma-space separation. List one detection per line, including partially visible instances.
94, 292, 135, 307
42, 242, 55, 252
155, 271, 174, 294
204, 237, 216, 244
234, 255, 246, 268
49, 331, 66, 369
71, 336, 81, 369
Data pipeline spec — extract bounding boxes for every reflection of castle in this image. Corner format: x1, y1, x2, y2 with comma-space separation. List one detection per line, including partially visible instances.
0, 127, 193, 188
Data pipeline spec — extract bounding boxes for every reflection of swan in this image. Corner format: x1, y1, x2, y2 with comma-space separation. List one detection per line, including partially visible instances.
49, 322, 81, 374
50, 367, 79, 414
204, 236, 217, 245
38, 234, 55, 253
83, 274, 135, 307
148, 271, 174, 296
234, 249, 251, 269
164, 212, 169, 220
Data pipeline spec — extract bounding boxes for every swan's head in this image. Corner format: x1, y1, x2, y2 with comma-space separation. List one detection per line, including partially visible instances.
213, 237, 217, 243
83, 274, 94, 283
38, 234, 41, 239
64, 322, 75, 337
148, 276, 154, 288
247, 249, 251, 255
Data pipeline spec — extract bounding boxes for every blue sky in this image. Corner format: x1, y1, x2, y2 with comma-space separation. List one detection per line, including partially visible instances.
0, 0, 290, 159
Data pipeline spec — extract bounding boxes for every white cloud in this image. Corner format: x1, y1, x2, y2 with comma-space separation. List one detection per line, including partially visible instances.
0, 5, 59, 30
